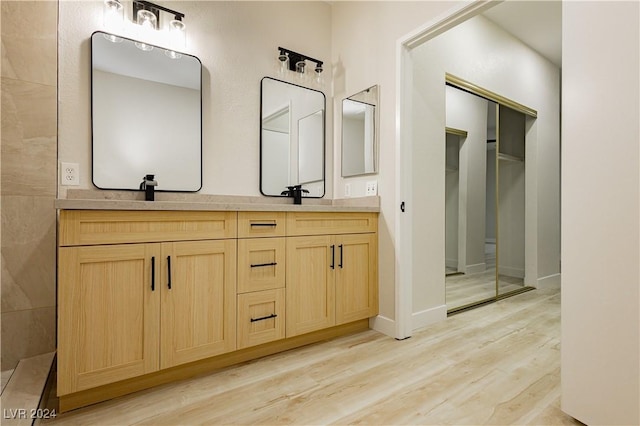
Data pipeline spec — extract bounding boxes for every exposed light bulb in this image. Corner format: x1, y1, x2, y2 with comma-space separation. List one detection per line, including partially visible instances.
277, 52, 289, 76
296, 60, 306, 74
135, 9, 157, 51
169, 19, 186, 50
315, 65, 324, 86
103, 0, 124, 32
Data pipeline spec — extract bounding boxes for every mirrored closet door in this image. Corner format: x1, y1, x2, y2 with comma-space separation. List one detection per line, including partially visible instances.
445, 81, 533, 313
496, 105, 526, 296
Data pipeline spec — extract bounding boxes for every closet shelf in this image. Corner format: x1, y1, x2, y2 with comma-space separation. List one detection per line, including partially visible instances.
498, 152, 524, 163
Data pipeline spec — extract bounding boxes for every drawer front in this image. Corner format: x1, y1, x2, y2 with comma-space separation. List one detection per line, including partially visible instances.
238, 238, 285, 293
238, 212, 286, 238
286, 212, 378, 236
59, 210, 237, 246
237, 288, 285, 349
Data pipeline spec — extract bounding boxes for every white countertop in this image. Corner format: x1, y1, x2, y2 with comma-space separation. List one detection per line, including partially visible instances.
55, 193, 380, 213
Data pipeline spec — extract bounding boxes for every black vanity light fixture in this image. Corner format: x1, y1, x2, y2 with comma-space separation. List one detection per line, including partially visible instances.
133, 1, 185, 30
278, 47, 324, 83
103, 0, 186, 51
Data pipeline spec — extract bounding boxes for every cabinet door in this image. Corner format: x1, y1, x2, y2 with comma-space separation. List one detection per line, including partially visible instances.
160, 240, 236, 369
286, 235, 335, 337
58, 244, 160, 395
335, 234, 378, 324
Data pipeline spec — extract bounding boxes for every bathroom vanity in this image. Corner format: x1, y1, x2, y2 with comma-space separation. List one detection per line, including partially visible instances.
55, 198, 378, 412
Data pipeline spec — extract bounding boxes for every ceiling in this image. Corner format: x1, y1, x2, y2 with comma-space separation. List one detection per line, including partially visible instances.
482, 0, 562, 67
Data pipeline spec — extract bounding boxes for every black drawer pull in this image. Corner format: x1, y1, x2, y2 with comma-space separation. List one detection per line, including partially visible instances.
330, 245, 335, 269
151, 256, 156, 291
250, 313, 277, 323
250, 262, 278, 268
167, 255, 172, 289
339, 244, 343, 268
250, 223, 277, 227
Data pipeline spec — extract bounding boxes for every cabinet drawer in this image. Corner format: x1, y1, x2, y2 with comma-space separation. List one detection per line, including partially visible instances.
238, 238, 285, 293
286, 212, 377, 236
238, 212, 286, 238
59, 210, 237, 246
237, 289, 285, 349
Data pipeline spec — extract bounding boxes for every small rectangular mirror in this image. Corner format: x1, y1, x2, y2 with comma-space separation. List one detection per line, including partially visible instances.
91, 31, 202, 192
341, 85, 378, 177
260, 77, 326, 197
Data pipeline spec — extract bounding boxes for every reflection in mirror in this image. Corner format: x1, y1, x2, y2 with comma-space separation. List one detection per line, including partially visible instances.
91, 31, 202, 192
444, 82, 530, 314
341, 85, 378, 177
298, 110, 324, 184
260, 77, 325, 197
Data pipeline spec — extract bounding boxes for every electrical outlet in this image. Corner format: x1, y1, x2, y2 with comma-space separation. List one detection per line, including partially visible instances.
366, 180, 378, 196
61, 162, 79, 186
345, 183, 351, 197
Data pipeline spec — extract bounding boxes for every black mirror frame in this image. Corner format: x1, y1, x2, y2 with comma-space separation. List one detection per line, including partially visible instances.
259, 76, 326, 198
90, 30, 203, 193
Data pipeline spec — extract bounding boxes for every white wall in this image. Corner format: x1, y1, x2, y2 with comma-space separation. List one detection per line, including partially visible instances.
407, 14, 560, 320
332, 0, 461, 325
561, 1, 640, 424
58, 1, 332, 198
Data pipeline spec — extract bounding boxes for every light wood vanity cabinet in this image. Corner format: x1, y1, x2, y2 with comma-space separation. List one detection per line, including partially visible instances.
57, 208, 377, 410
57, 211, 237, 395
286, 213, 378, 337
236, 212, 287, 349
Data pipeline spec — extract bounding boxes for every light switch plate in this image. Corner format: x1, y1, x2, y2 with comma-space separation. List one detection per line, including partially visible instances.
61, 162, 80, 186
345, 183, 351, 197
366, 180, 378, 196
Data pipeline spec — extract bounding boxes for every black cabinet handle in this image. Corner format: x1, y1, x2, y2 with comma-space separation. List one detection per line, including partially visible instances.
330, 245, 335, 269
339, 244, 343, 268
151, 256, 155, 291
250, 223, 277, 227
250, 262, 278, 268
250, 313, 277, 323
167, 256, 172, 289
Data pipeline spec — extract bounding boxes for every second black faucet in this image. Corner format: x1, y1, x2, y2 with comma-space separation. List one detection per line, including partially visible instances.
281, 185, 309, 205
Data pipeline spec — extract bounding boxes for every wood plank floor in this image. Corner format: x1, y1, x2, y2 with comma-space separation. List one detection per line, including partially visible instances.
446, 268, 525, 311
44, 284, 581, 425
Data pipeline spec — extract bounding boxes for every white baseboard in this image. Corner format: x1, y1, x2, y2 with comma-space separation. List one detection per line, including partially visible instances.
499, 266, 525, 279
370, 315, 395, 338
412, 304, 447, 331
465, 262, 486, 275
537, 273, 561, 288
445, 258, 458, 268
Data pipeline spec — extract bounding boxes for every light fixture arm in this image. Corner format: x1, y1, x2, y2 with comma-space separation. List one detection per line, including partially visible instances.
278, 47, 323, 72
133, 0, 185, 25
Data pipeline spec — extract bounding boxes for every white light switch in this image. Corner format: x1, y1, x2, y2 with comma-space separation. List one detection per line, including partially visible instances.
345, 183, 351, 197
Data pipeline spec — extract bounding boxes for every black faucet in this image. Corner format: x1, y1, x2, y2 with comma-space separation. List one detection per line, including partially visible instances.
139, 174, 158, 201
281, 185, 309, 205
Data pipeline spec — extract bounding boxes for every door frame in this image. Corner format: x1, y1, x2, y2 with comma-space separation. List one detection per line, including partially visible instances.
394, 0, 498, 339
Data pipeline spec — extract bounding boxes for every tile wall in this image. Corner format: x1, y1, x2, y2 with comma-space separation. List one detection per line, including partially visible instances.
1, 1, 58, 370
